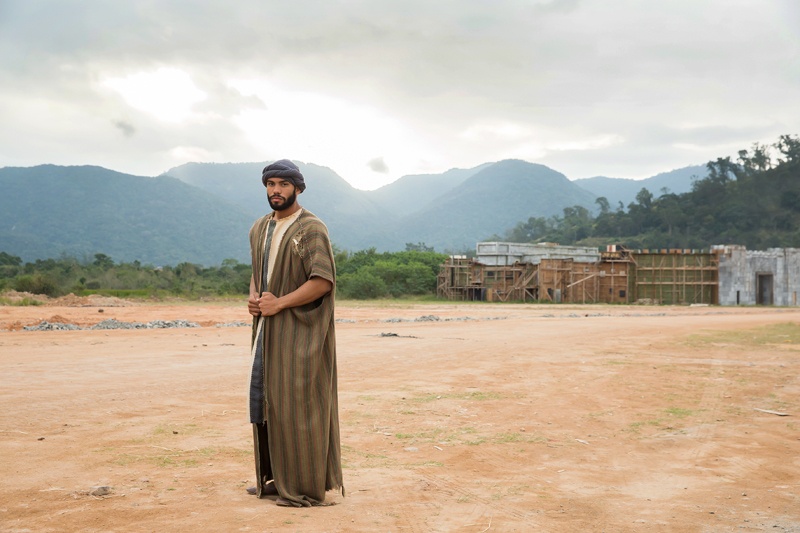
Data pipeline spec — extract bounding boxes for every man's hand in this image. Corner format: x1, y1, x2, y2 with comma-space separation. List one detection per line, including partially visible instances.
252, 278, 332, 318
257, 292, 283, 317
247, 292, 261, 317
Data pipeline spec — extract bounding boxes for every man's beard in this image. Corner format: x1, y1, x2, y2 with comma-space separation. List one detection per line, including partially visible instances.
268, 191, 297, 211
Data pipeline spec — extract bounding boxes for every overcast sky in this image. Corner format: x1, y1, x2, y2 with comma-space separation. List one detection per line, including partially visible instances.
0, 1, 796, 190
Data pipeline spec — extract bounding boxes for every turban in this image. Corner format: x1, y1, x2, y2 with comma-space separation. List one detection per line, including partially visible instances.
261, 159, 306, 192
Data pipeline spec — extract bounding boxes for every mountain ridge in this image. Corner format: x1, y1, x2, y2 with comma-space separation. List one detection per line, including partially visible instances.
1, 160, 704, 264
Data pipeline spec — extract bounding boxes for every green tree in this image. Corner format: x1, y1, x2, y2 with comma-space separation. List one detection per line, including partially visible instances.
337, 271, 387, 299
92, 253, 114, 269
405, 242, 435, 252
0, 252, 22, 266
14, 274, 60, 296
595, 196, 610, 215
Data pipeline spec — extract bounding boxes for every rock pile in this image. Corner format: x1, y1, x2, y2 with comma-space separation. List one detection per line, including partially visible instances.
23, 319, 201, 331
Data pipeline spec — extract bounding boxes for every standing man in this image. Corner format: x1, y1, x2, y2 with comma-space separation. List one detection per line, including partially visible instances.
246, 159, 343, 507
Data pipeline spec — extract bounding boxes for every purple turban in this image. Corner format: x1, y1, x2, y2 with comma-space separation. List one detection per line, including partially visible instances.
261, 159, 306, 192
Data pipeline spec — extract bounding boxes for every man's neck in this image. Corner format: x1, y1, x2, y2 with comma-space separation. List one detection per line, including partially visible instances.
273, 203, 301, 220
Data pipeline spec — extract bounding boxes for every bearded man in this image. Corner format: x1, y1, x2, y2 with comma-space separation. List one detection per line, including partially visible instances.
246, 159, 343, 507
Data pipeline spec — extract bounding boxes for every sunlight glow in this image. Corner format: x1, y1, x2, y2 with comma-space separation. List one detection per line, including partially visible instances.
228, 80, 430, 190
103, 68, 207, 122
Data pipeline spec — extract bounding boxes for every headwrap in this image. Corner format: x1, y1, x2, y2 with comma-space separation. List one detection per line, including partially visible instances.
261, 159, 306, 192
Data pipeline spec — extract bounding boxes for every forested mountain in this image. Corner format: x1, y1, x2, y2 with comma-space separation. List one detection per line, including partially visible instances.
500, 136, 800, 251
162, 161, 394, 251
364, 160, 599, 251
367, 164, 492, 217
574, 165, 707, 208
0, 165, 253, 265
164, 159, 607, 252
0, 151, 744, 265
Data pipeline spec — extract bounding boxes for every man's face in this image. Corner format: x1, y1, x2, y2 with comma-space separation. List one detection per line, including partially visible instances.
266, 178, 298, 211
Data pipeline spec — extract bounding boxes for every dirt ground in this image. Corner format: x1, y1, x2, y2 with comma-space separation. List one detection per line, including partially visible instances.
1, 298, 799, 532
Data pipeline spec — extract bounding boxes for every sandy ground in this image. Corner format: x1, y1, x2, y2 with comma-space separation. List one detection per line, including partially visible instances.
1, 299, 799, 532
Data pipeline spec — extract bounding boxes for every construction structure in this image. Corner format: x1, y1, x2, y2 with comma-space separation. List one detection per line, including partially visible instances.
438, 242, 797, 306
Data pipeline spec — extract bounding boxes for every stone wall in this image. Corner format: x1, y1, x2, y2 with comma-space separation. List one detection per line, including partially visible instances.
716, 245, 800, 306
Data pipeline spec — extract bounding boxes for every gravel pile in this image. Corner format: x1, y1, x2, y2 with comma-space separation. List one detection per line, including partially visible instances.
23, 321, 82, 331
23, 319, 201, 331
380, 315, 501, 323
91, 319, 200, 330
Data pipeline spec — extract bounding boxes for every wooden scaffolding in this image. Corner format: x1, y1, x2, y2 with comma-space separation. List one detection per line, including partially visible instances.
437, 246, 720, 305
628, 250, 719, 304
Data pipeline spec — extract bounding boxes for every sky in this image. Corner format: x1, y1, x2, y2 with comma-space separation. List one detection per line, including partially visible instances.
0, 1, 797, 190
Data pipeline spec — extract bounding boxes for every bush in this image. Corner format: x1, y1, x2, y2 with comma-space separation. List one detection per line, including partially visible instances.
338, 271, 388, 299
364, 260, 436, 296
14, 274, 61, 297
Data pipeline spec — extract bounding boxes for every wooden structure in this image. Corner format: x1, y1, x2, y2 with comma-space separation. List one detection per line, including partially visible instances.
437, 244, 719, 305
437, 256, 538, 302
629, 250, 719, 304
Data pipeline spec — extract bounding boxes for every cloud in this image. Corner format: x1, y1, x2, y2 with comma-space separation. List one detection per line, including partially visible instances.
367, 157, 389, 174
102, 68, 207, 122
0, 0, 796, 186
112, 120, 136, 138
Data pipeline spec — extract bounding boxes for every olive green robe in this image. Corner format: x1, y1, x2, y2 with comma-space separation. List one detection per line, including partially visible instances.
249, 209, 343, 506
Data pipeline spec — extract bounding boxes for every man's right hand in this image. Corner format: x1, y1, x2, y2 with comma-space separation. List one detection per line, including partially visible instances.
247, 292, 261, 317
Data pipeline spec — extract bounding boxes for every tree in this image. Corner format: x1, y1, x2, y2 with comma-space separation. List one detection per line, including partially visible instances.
92, 253, 114, 269
595, 196, 610, 215
776, 134, 800, 164
404, 242, 434, 252
0, 252, 22, 266
635, 188, 654, 210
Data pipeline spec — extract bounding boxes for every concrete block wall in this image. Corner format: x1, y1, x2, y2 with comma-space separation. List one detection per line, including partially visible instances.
716, 245, 800, 306
476, 242, 601, 266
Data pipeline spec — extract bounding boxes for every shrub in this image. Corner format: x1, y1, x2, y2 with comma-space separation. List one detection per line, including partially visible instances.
14, 274, 61, 297
338, 271, 388, 299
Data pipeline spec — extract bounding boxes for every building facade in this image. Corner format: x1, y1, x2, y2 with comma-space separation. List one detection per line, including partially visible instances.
715, 245, 800, 306
438, 242, 798, 306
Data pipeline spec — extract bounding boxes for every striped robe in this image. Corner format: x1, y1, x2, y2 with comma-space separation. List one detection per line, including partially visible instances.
249, 209, 343, 506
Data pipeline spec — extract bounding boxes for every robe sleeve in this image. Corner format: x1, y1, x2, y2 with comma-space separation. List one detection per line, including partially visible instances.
299, 219, 335, 286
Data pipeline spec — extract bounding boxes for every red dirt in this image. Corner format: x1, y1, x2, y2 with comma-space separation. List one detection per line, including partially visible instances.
1, 301, 799, 532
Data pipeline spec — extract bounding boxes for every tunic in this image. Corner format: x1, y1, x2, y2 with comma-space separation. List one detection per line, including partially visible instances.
248, 209, 343, 506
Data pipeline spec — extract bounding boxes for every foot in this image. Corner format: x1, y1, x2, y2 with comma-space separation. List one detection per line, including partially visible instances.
246, 482, 278, 496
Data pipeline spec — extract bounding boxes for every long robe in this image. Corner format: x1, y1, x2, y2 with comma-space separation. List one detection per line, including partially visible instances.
248, 209, 343, 506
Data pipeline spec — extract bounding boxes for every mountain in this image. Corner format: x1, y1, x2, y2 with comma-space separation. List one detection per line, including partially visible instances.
0, 165, 253, 265
573, 165, 707, 208
161, 161, 395, 251
362, 160, 599, 251
168, 159, 600, 253
1, 160, 703, 264
368, 163, 492, 217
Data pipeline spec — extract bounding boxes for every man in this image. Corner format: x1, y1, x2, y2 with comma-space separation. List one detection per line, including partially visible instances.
246, 159, 343, 507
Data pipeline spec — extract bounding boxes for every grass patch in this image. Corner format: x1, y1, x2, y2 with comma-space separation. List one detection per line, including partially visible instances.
356, 395, 378, 403
341, 445, 394, 468
410, 391, 503, 404
107, 444, 245, 468
664, 407, 695, 418
493, 432, 547, 444
626, 407, 699, 434
685, 323, 800, 348
395, 428, 445, 441
626, 418, 664, 433
0, 296, 44, 306
405, 461, 444, 467
153, 423, 200, 436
